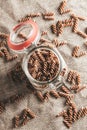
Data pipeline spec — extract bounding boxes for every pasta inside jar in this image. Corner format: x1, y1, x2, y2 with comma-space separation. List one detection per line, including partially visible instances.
28, 48, 60, 82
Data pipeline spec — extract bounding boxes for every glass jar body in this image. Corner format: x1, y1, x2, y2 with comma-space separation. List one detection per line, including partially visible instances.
22, 43, 67, 90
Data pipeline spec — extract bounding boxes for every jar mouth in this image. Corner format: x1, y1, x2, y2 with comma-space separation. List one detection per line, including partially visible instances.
22, 45, 62, 85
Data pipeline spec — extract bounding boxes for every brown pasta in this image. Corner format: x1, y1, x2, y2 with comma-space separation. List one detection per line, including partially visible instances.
64, 20, 73, 27
0, 33, 8, 39
57, 106, 87, 129
70, 85, 80, 91
71, 71, 76, 84
67, 70, 73, 83
70, 14, 87, 37
26, 13, 41, 17
58, 0, 71, 15
50, 61, 57, 77
58, 1, 67, 14
18, 33, 27, 40
64, 22, 73, 27
81, 107, 87, 117
42, 12, 54, 16
61, 86, 71, 94
73, 110, 77, 122
44, 91, 50, 101
0, 51, 4, 57
51, 24, 57, 34
58, 25, 63, 36
39, 38, 51, 43
71, 14, 85, 21
69, 102, 77, 112
63, 120, 71, 128
56, 110, 66, 117
13, 115, 20, 128
52, 38, 60, 47
65, 96, 72, 105
0, 41, 7, 47
62, 19, 74, 27
76, 107, 84, 120
71, 71, 77, 85
43, 62, 48, 75
63, 111, 69, 120
60, 68, 67, 76
59, 41, 68, 46
36, 91, 44, 102
36, 51, 45, 62
72, 18, 79, 33
0, 47, 18, 61
13, 108, 36, 127
27, 108, 36, 118
43, 16, 54, 20
72, 46, 80, 57
31, 52, 40, 61
76, 74, 81, 85
58, 92, 74, 99
50, 90, 60, 98
56, 18, 74, 36
21, 117, 29, 126
41, 31, 47, 36
77, 51, 87, 57
80, 107, 86, 117
77, 16, 85, 21
18, 17, 31, 23
61, 9, 71, 14
0, 47, 10, 60
70, 14, 77, 19
68, 106, 73, 124
7, 55, 18, 61
75, 86, 86, 93
22, 109, 28, 119
28, 49, 59, 82
76, 31, 87, 39
56, 21, 63, 36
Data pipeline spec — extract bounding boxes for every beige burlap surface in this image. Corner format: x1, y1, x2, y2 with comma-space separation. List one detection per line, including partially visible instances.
0, 0, 87, 130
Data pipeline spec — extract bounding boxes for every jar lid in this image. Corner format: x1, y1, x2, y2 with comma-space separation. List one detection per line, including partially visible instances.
8, 20, 39, 52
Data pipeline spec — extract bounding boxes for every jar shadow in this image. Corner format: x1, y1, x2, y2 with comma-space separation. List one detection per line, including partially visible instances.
0, 61, 34, 104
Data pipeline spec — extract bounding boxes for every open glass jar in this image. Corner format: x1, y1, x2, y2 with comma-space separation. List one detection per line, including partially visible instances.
8, 20, 67, 91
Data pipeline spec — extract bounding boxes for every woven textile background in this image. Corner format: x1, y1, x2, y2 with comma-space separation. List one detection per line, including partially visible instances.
0, 0, 87, 130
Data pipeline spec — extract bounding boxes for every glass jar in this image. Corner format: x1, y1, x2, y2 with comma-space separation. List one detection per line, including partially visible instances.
7, 20, 67, 91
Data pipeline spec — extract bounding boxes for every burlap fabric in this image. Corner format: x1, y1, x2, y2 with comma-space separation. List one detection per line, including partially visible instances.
0, 0, 87, 130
